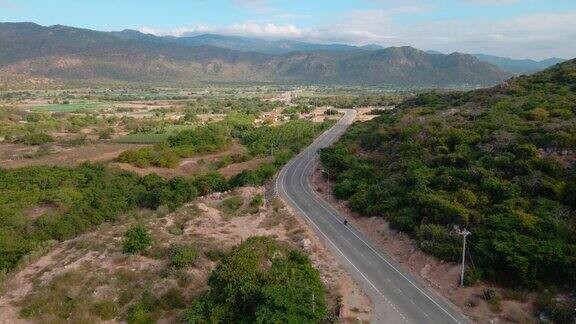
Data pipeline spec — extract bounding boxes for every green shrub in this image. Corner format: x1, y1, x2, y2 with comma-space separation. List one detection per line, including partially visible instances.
127, 302, 153, 324
17, 133, 54, 145
170, 244, 198, 269
122, 225, 152, 254
250, 194, 264, 208
192, 172, 230, 196
205, 249, 226, 261
221, 196, 243, 215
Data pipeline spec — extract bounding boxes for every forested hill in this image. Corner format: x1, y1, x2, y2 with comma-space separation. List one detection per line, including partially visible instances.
0, 22, 511, 87
320, 59, 576, 290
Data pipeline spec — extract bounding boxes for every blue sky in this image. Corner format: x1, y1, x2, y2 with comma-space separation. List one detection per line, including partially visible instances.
1, 0, 575, 59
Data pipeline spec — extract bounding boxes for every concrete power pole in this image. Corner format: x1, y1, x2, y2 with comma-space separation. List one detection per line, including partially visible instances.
456, 228, 471, 287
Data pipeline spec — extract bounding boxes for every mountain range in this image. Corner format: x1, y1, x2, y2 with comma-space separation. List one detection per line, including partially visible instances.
0, 22, 533, 87
116, 31, 564, 74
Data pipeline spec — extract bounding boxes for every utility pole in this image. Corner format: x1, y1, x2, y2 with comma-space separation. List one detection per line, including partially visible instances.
312, 292, 315, 314
456, 227, 471, 287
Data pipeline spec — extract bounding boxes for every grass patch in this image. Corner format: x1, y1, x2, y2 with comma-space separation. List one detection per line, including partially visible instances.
19, 268, 99, 322
30, 102, 103, 112
91, 300, 119, 320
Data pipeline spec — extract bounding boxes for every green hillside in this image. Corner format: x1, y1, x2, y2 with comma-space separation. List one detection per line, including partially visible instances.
321, 59, 576, 288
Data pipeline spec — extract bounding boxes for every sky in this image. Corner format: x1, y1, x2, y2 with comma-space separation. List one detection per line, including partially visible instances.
0, 0, 575, 60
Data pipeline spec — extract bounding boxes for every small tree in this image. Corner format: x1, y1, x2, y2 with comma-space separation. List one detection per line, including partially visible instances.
122, 225, 151, 254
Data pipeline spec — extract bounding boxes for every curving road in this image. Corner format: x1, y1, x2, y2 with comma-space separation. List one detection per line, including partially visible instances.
276, 110, 470, 324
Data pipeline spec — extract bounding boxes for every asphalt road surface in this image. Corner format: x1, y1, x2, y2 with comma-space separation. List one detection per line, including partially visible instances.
277, 109, 470, 324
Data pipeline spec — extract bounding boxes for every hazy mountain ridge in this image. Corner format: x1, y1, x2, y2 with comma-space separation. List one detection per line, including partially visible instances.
0, 22, 512, 87
472, 53, 566, 74
113, 30, 380, 54
115, 30, 563, 75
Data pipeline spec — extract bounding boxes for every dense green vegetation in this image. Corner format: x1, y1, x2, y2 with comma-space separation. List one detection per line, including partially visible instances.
321, 59, 576, 289
113, 125, 194, 144
240, 119, 331, 156
183, 236, 326, 323
183, 97, 282, 115
228, 120, 334, 187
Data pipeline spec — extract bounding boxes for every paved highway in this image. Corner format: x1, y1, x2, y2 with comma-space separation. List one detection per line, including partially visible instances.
276, 109, 470, 324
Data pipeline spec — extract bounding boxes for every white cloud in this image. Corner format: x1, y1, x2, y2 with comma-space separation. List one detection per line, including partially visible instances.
226, 23, 316, 39
139, 25, 214, 37
139, 8, 576, 60
403, 11, 576, 59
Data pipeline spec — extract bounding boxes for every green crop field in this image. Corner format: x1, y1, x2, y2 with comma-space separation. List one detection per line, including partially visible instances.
30, 102, 104, 112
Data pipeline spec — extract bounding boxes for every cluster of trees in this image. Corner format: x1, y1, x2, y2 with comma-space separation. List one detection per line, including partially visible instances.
117, 123, 232, 168
240, 120, 333, 156
183, 97, 283, 115
282, 104, 312, 116
183, 237, 327, 323
321, 59, 576, 289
